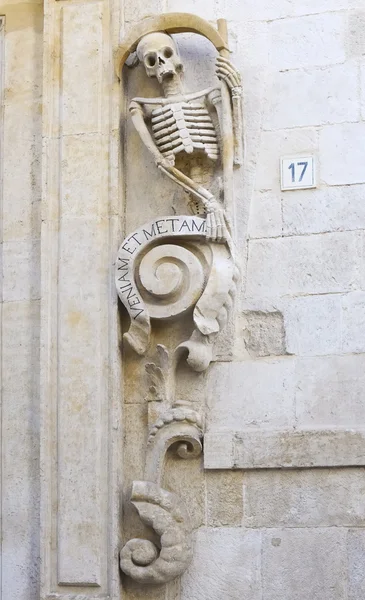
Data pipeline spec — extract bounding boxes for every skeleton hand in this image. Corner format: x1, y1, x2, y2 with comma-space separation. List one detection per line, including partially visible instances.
216, 56, 242, 97
206, 199, 227, 244
155, 153, 175, 170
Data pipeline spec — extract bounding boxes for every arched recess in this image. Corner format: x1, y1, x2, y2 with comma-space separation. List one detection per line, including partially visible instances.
115, 12, 229, 76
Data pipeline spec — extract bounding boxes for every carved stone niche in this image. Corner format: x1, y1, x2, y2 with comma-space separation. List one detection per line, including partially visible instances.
115, 13, 243, 587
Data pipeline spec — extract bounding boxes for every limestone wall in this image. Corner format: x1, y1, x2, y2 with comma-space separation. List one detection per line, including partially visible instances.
0, 1, 42, 598
1, 0, 365, 599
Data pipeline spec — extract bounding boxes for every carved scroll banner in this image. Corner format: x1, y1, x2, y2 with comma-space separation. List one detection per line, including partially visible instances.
116, 215, 236, 370
115, 12, 243, 588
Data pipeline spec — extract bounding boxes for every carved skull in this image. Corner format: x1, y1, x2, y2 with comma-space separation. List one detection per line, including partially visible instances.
136, 32, 183, 84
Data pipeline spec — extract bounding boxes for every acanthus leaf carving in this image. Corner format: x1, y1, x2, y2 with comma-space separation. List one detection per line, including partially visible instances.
119, 481, 193, 585
120, 409, 203, 585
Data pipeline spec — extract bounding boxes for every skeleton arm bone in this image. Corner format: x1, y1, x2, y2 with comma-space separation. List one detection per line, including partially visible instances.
158, 164, 227, 243
129, 100, 172, 167
215, 56, 243, 166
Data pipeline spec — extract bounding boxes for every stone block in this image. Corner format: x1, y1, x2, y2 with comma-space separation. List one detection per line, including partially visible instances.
347, 11, 365, 57
61, 133, 104, 217
1, 301, 40, 600
206, 359, 295, 431
2, 136, 41, 242
270, 13, 345, 70
123, 405, 148, 539
242, 310, 287, 357
295, 355, 365, 427
205, 429, 365, 470
255, 128, 318, 192
206, 471, 244, 526
342, 291, 365, 353
229, 20, 270, 71
282, 184, 365, 236
290, 0, 348, 15
203, 432, 235, 470
166, 0, 218, 19
123, 579, 166, 600
361, 61, 365, 120
348, 530, 365, 600
320, 123, 365, 185
164, 454, 205, 530
181, 528, 262, 600
124, 0, 166, 23
61, 4, 104, 136
2, 239, 40, 302
3, 6, 42, 101
284, 295, 342, 356
264, 64, 358, 130
246, 232, 361, 298
222, 0, 347, 21
249, 191, 282, 238
262, 528, 347, 600
244, 469, 365, 527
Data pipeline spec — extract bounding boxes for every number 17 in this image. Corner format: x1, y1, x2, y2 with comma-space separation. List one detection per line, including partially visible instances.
288, 161, 308, 183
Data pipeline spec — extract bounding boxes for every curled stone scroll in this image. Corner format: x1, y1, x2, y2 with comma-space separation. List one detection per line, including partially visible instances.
116, 215, 237, 372
120, 407, 203, 584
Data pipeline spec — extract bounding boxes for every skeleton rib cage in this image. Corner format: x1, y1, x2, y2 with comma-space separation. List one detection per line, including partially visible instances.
151, 101, 219, 165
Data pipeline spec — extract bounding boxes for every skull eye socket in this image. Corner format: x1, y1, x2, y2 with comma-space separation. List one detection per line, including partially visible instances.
146, 53, 156, 67
163, 47, 173, 59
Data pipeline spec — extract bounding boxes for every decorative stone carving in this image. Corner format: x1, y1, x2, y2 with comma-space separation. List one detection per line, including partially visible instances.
116, 12, 242, 587
120, 407, 203, 584
116, 215, 238, 371
119, 481, 193, 585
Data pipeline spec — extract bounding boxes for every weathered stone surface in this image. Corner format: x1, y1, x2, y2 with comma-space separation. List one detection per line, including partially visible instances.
2, 135, 41, 242
361, 61, 365, 119
262, 528, 347, 600
264, 64, 358, 130
296, 355, 365, 427
181, 528, 262, 600
206, 359, 295, 431
2, 239, 40, 302
284, 295, 342, 356
166, 0, 219, 20
61, 133, 104, 216
270, 13, 345, 70
205, 429, 365, 470
320, 124, 365, 185
347, 11, 365, 57
124, 0, 165, 22
222, 0, 348, 21
348, 530, 365, 600
249, 191, 282, 238
342, 291, 365, 353
282, 184, 365, 236
165, 452, 205, 531
1, 301, 40, 600
206, 471, 244, 526
246, 232, 361, 297
244, 469, 365, 527
61, 3, 103, 135
242, 310, 287, 357
255, 128, 318, 192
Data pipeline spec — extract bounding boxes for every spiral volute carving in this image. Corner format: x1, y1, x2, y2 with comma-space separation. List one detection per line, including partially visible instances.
138, 243, 208, 319
120, 482, 193, 585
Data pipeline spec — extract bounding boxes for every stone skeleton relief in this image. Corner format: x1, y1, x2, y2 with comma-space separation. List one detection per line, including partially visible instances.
115, 13, 242, 587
